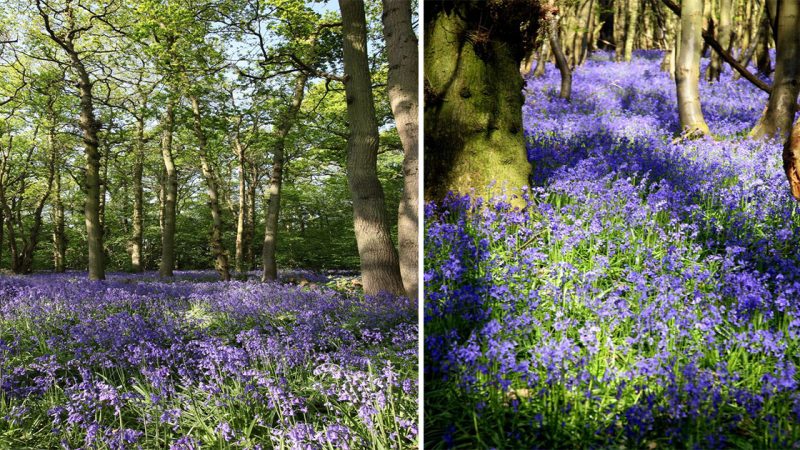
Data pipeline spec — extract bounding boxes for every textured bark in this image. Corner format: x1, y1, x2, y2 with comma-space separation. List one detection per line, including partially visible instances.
339, 0, 404, 296
382, 0, 418, 300
131, 114, 145, 272
675, 0, 710, 136
549, 13, 572, 101
246, 165, 258, 269
54, 155, 66, 275
785, 123, 800, 200
233, 133, 247, 274
261, 73, 308, 282
159, 100, 177, 278
190, 95, 231, 281
613, 0, 625, 59
707, 0, 723, 81
425, 1, 539, 204
622, 0, 639, 61
755, 5, 772, 76
752, 1, 800, 141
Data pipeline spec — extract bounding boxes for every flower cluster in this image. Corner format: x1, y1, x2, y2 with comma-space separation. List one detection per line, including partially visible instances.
426, 50, 800, 448
0, 271, 417, 449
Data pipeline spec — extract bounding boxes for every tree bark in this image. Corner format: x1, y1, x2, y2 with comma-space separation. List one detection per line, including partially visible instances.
424, 1, 539, 204
53, 161, 66, 272
233, 133, 247, 274
190, 95, 231, 281
131, 113, 145, 272
159, 100, 177, 277
675, 0, 710, 136
623, 0, 639, 61
750, 0, 800, 141
382, 0, 418, 300
755, 4, 772, 76
339, 0, 405, 296
549, 12, 573, 101
261, 73, 308, 282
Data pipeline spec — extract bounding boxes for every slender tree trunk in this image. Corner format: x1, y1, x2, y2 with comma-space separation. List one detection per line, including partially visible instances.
53, 163, 65, 273
675, 0, 710, 136
579, 0, 596, 65
708, 0, 724, 80
159, 100, 177, 277
190, 95, 231, 281
534, 40, 549, 77
549, 13, 573, 101
246, 166, 257, 269
752, 1, 800, 140
623, 0, 639, 61
234, 135, 247, 274
71, 57, 104, 280
382, 0, 418, 299
339, 0, 404, 296
131, 114, 145, 272
262, 73, 308, 282
613, 0, 625, 59
755, 5, 772, 76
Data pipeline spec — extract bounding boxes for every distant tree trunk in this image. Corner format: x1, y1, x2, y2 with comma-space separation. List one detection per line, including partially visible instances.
261, 73, 308, 282
246, 165, 257, 269
736, 4, 766, 79
675, 0, 710, 136
534, 40, 549, 77
613, 0, 625, 59
383, 0, 418, 299
53, 162, 66, 272
707, 0, 723, 80
190, 96, 231, 281
340, 0, 405, 296
159, 100, 177, 278
131, 113, 145, 272
752, 1, 800, 140
579, 0, 596, 65
755, 5, 772, 76
425, 0, 540, 205
234, 134, 247, 274
623, 0, 639, 61
549, 12, 573, 101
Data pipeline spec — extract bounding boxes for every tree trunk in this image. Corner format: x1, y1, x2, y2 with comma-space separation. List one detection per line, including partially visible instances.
246, 165, 257, 269
159, 100, 177, 277
755, 4, 772, 76
382, 0, 418, 300
131, 114, 145, 272
675, 0, 710, 136
708, 0, 724, 80
190, 95, 231, 281
598, 0, 615, 50
579, 0, 596, 65
71, 56, 104, 280
550, 13, 573, 101
752, 1, 800, 140
613, 0, 625, 59
534, 40, 549, 77
234, 135, 247, 274
424, 1, 539, 204
623, 0, 639, 61
53, 162, 65, 273
339, 0, 405, 296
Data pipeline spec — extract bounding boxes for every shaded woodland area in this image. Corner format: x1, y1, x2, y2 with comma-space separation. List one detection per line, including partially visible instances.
0, 0, 418, 298
425, 0, 800, 202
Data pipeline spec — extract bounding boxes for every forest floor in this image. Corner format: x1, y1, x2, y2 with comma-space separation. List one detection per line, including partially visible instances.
425, 51, 800, 449
0, 270, 417, 449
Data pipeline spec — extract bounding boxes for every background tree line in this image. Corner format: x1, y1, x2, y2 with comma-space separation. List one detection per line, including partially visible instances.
0, 0, 418, 298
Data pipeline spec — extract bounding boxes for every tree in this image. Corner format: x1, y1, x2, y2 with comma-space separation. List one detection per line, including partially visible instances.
750, 1, 800, 141
382, 0, 418, 299
338, 0, 404, 296
675, 0, 709, 136
33, 0, 122, 280
424, 0, 541, 203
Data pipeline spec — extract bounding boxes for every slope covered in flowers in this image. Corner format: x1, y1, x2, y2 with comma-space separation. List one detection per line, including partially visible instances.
0, 271, 417, 449
425, 51, 800, 449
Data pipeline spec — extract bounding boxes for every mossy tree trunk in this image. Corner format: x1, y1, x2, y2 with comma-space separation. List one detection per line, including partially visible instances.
159, 100, 177, 278
424, 0, 540, 204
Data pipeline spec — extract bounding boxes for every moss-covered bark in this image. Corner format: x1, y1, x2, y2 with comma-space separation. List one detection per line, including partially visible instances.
424, 1, 540, 204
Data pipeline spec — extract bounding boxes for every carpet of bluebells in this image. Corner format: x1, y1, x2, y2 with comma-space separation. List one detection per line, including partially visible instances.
0, 270, 417, 449
425, 51, 800, 449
